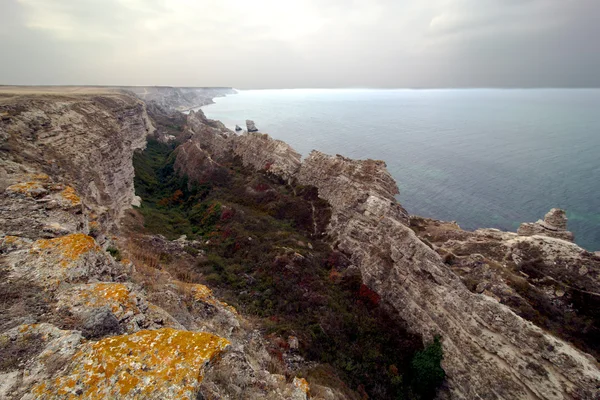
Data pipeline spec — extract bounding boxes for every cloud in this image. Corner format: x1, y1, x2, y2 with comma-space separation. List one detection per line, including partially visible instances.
1, 0, 599, 87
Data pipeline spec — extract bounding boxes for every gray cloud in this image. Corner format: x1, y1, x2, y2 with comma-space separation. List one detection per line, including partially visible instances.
0, 0, 598, 88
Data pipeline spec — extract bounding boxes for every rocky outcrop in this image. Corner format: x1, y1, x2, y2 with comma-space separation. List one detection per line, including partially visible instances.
411, 212, 600, 360
518, 208, 575, 241
0, 91, 153, 234
235, 124, 242, 131
235, 132, 302, 182
206, 125, 600, 399
246, 119, 259, 132
0, 94, 330, 400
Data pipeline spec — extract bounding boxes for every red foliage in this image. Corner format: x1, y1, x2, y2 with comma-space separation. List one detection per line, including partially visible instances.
220, 207, 235, 221
157, 189, 184, 206
264, 161, 273, 171
329, 268, 342, 282
221, 227, 234, 239
254, 183, 270, 192
358, 284, 381, 307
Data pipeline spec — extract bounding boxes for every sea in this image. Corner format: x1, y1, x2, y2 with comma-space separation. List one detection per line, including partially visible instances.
199, 89, 600, 251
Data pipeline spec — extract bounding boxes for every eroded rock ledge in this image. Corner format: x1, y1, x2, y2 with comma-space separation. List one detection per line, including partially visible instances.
178, 110, 600, 399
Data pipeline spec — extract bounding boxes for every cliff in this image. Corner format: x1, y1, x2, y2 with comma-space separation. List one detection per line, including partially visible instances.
2, 87, 599, 399
176, 110, 600, 399
123, 86, 236, 111
0, 89, 325, 400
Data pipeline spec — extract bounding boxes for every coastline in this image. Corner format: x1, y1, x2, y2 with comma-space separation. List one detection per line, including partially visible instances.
196, 88, 600, 251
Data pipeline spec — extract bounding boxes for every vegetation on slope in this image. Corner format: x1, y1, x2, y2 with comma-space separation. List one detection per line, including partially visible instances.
133, 137, 445, 399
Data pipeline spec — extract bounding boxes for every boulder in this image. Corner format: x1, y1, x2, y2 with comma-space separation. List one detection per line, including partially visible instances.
246, 119, 258, 132
235, 124, 242, 131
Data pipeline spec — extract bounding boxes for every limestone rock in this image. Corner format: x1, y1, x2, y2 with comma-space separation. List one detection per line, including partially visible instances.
246, 119, 258, 132
235, 124, 242, 131
0, 92, 153, 233
0, 323, 84, 399
518, 208, 574, 241
544, 208, 568, 230
26, 328, 230, 399
55, 282, 184, 335
235, 132, 302, 182
4, 233, 122, 288
294, 154, 599, 398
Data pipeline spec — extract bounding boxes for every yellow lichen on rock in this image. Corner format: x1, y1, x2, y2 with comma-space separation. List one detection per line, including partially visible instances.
2, 235, 27, 250
78, 283, 139, 314
176, 281, 238, 314
293, 377, 310, 394
27, 173, 50, 181
58, 186, 82, 206
31, 328, 230, 399
32, 233, 100, 268
6, 181, 46, 196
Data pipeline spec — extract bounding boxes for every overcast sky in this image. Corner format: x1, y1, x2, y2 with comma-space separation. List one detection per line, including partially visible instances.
1, 0, 599, 88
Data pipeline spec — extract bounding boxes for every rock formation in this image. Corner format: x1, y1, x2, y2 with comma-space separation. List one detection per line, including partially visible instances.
186, 117, 600, 399
0, 91, 324, 400
518, 208, 575, 241
0, 90, 153, 235
235, 124, 242, 131
246, 119, 259, 132
3, 88, 600, 399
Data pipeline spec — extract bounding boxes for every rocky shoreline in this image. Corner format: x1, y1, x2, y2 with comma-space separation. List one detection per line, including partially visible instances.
1, 87, 599, 399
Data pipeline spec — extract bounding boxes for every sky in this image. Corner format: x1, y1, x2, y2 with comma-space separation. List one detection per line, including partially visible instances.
1, 0, 599, 88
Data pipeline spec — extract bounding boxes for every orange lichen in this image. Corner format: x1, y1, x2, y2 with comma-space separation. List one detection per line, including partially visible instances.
175, 281, 238, 315
32, 328, 230, 399
6, 181, 45, 196
26, 173, 50, 181
2, 235, 27, 248
58, 186, 81, 206
293, 377, 310, 394
32, 233, 100, 268
4, 235, 21, 244
76, 283, 139, 315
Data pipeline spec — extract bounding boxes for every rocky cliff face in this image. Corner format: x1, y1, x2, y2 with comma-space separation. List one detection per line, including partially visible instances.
296, 153, 600, 399
0, 91, 322, 400
181, 114, 600, 399
3, 88, 599, 399
1, 91, 153, 235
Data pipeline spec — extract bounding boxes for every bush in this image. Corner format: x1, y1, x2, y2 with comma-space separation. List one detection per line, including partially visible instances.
106, 246, 121, 261
409, 336, 445, 399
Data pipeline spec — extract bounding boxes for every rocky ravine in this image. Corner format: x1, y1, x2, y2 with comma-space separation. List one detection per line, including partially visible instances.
178, 109, 600, 399
0, 90, 328, 399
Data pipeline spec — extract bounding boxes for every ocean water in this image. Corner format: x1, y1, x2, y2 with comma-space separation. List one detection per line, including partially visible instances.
200, 89, 600, 251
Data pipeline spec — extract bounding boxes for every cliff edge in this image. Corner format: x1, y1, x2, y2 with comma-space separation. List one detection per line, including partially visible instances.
178, 109, 600, 399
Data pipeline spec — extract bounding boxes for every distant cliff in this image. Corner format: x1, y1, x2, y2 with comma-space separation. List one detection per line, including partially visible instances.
122, 86, 236, 111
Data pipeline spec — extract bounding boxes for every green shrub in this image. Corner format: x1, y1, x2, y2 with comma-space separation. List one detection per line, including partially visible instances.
409, 336, 445, 399
106, 246, 121, 261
